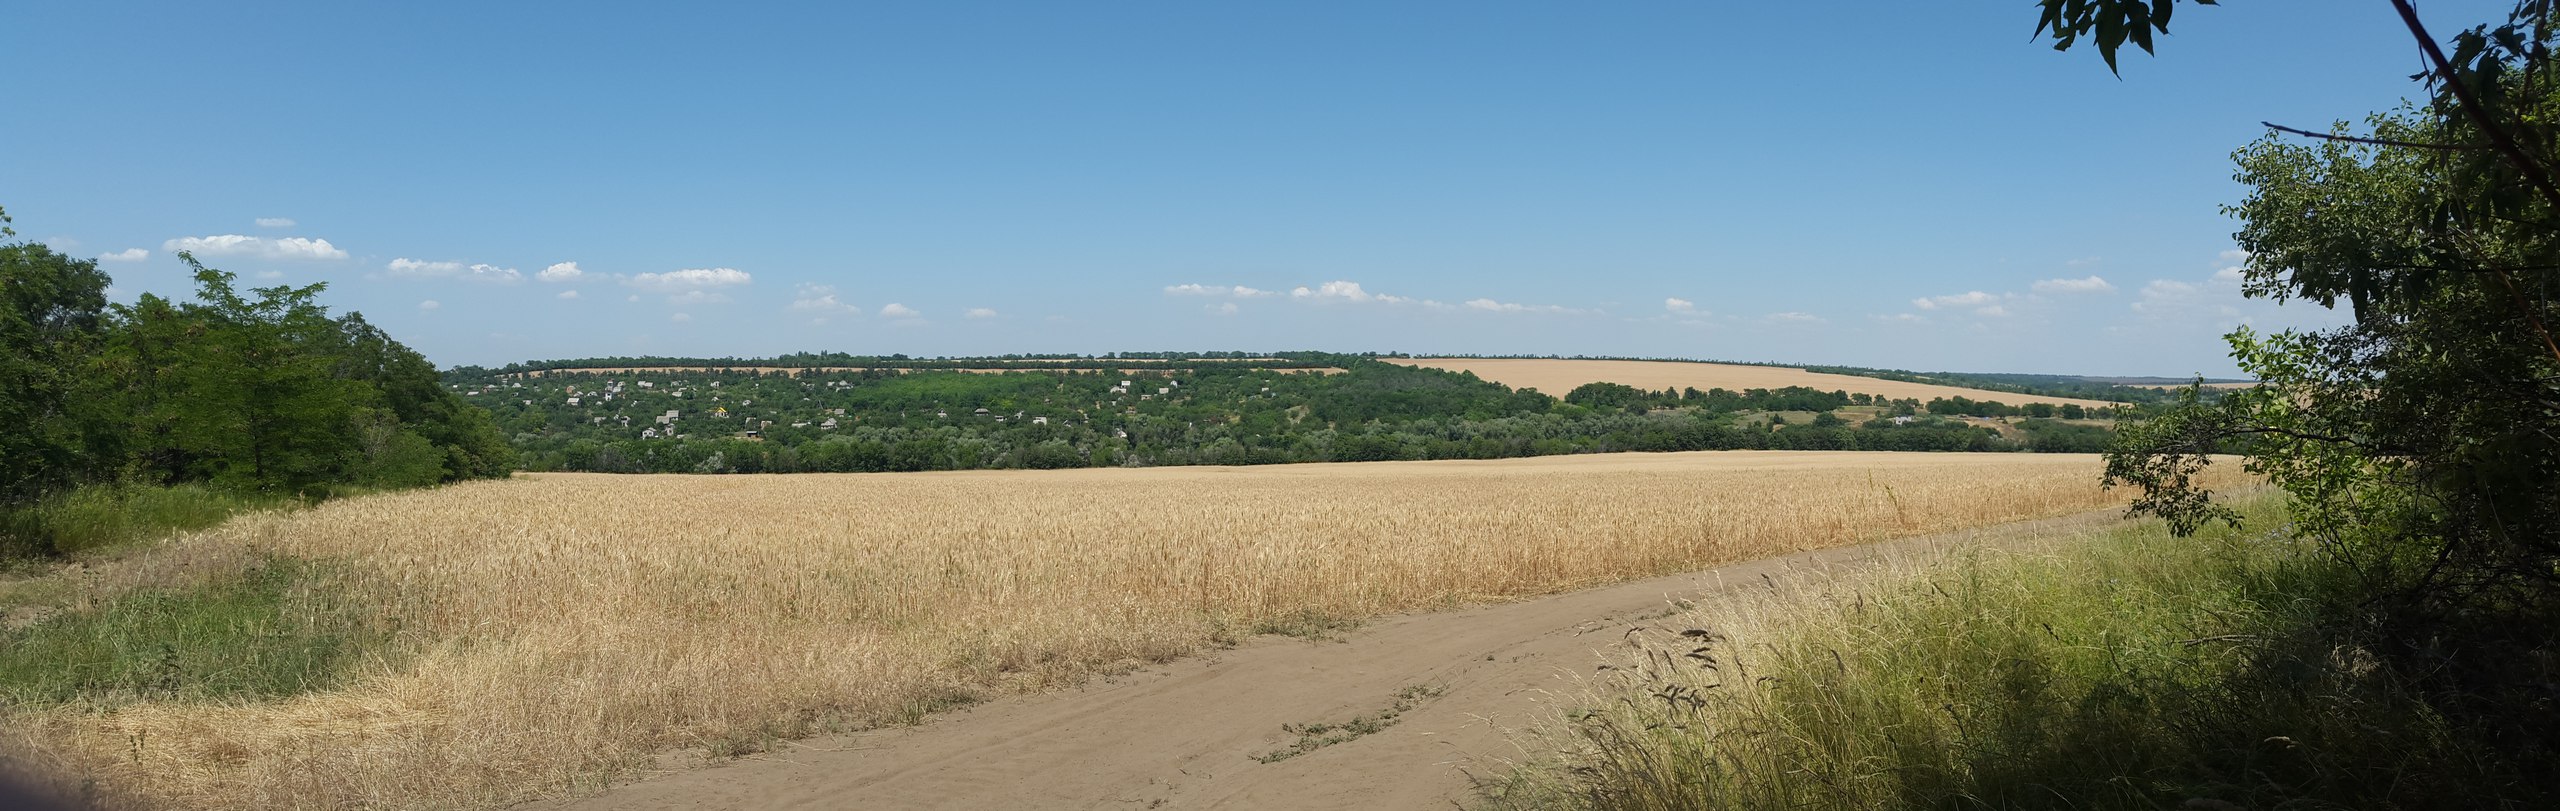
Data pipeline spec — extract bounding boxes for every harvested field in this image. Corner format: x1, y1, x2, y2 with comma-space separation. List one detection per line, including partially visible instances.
4, 452, 2246, 809
1386, 358, 2122, 409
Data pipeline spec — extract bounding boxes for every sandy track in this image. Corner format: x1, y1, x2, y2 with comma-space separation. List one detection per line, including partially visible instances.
542, 508, 2127, 811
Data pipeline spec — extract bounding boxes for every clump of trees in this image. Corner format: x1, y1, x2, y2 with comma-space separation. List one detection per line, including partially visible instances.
3, 217, 508, 553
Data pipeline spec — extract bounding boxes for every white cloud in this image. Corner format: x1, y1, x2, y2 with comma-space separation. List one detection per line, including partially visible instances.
98, 248, 149, 262
385, 258, 522, 284
1207, 302, 1239, 316
625, 267, 752, 292
1463, 297, 1589, 315
626, 294, 640, 302
418, 300, 440, 311
255, 217, 297, 228
2219, 249, 2252, 264
788, 284, 860, 315
254, 270, 284, 280
880, 303, 921, 319
164, 234, 348, 261
671, 313, 692, 323
557, 290, 581, 300
1764, 311, 1825, 324
667, 290, 728, 305
1875, 313, 1927, 324
537, 261, 587, 282
1976, 305, 2011, 317
1664, 297, 1697, 314
1164, 283, 1277, 298
386, 258, 462, 276
2031, 275, 2116, 294
964, 307, 998, 319
1912, 291, 2001, 310
1293, 280, 1375, 302
2212, 266, 2246, 284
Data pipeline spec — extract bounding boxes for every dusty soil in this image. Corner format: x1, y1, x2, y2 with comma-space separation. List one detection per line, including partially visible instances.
539, 508, 2129, 811
1386, 357, 2123, 409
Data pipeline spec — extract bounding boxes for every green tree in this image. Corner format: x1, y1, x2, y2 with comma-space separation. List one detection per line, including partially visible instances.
2055, 0, 2560, 774
0, 208, 113, 503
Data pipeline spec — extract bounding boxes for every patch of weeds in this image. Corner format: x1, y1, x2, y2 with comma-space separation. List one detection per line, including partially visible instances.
0, 556, 388, 706
1254, 684, 1445, 763
1250, 608, 1363, 641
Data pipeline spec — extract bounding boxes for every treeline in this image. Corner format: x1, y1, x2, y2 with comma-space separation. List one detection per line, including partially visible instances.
521, 411, 2112, 474
470, 350, 1341, 374
1560, 381, 2119, 420
3, 228, 509, 555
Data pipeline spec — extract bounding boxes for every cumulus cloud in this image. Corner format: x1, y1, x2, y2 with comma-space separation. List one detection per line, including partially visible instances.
557, 290, 581, 300
1764, 311, 1825, 324
537, 261, 588, 282
1976, 305, 2011, 317
880, 303, 921, 319
667, 290, 728, 305
385, 258, 523, 284
2130, 279, 2205, 314
2219, 249, 2252, 263
98, 248, 149, 262
164, 234, 348, 261
2213, 266, 2246, 284
1164, 283, 1276, 298
385, 258, 461, 276
1912, 291, 2001, 310
418, 300, 440, 311
671, 312, 692, 323
787, 284, 859, 315
1875, 313, 1926, 324
1292, 280, 1376, 302
625, 267, 752, 292
2031, 275, 2116, 294
965, 307, 998, 319
1207, 302, 1239, 316
1665, 297, 1698, 314
255, 217, 297, 228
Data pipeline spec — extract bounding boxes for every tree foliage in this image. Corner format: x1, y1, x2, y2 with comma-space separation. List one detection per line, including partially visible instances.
0, 231, 510, 550
2055, 0, 2560, 780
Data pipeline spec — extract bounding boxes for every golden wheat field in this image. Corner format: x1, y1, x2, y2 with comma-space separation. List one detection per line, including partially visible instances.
3, 451, 2246, 810
1385, 358, 2123, 409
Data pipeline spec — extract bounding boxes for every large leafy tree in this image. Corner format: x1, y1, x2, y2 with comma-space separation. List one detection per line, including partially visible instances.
2046, 0, 2560, 768
0, 207, 113, 502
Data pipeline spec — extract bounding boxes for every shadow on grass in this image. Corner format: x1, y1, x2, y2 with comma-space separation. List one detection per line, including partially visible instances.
1483, 499, 2556, 810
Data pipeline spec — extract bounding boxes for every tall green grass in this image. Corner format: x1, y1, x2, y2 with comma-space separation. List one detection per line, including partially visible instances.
0, 484, 282, 559
0, 557, 387, 706
1486, 498, 2544, 810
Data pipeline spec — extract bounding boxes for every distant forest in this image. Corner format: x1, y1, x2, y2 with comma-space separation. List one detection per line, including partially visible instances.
445, 355, 2139, 474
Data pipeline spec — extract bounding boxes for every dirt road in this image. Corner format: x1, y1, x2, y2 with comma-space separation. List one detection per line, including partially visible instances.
546, 509, 2126, 810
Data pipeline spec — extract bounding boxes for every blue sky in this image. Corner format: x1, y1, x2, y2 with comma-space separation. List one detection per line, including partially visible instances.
4, 2, 2504, 376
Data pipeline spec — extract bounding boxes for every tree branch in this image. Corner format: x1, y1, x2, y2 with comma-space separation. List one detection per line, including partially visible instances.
2392, 0, 2560, 363
2261, 121, 2485, 151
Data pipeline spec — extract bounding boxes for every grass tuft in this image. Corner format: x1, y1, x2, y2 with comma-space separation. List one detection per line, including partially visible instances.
1256, 684, 1444, 763
0, 557, 388, 706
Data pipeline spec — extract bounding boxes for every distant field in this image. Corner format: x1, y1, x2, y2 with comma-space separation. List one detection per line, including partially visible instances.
1, 451, 2246, 810
1386, 358, 2123, 409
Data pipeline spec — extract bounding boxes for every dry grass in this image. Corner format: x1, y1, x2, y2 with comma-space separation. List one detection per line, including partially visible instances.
3, 451, 2246, 810
1386, 358, 2123, 409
